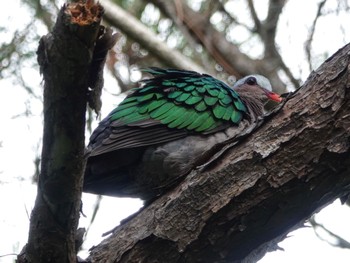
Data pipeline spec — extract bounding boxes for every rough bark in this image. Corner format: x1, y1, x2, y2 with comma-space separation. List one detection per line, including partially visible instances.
17, 2, 115, 262
87, 44, 350, 262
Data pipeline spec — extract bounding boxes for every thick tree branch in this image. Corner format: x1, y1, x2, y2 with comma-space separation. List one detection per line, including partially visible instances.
18, 2, 115, 262
87, 43, 350, 262
98, 0, 206, 73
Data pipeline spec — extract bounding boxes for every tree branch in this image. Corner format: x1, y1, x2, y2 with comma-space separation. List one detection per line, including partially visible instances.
99, 0, 206, 73
262, 0, 286, 57
17, 2, 115, 262
310, 216, 350, 249
218, 2, 253, 32
305, 0, 328, 72
150, 0, 288, 94
247, 0, 262, 33
87, 43, 350, 262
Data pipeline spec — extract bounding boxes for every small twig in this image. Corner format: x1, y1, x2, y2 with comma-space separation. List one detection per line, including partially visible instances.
305, 0, 328, 72
247, 0, 262, 33
0, 253, 18, 258
84, 195, 102, 240
217, 2, 253, 32
310, 216, 350, 249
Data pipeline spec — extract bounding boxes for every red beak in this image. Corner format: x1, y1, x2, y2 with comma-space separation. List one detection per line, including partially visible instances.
267, 91, 282, 103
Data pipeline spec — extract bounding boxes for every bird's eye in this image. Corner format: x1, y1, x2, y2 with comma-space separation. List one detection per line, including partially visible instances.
245, 77, 257, 85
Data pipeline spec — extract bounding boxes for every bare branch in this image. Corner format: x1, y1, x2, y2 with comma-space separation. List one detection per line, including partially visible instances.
153, 0, 214, 72
257, 0, 301, 89
263, 0, 286, 54
247, 0, 262, 33
22, 0, 57, 30
149, 0, 289, 93
310, 216, 350, 249
99, 0, 206, 73
217, 1, 253, 32
305, 0, 328, 72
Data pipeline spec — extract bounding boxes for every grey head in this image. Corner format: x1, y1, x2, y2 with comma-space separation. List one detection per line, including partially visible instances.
233, 74, 272, 92
233, 74, 281, 103
232, 74, 282, 118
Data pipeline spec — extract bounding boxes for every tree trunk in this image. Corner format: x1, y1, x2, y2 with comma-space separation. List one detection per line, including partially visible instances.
17, 2, 115, 262
87, 44, 350, 262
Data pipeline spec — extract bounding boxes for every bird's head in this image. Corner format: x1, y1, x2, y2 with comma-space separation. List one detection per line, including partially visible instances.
233, 75, 282, 103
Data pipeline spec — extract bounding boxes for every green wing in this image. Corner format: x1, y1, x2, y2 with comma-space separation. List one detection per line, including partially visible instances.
89, 68, 247, 155
110, 68, 247, 133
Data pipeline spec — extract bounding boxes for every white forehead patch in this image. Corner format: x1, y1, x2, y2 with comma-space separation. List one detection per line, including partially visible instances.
233, 74, 272, 92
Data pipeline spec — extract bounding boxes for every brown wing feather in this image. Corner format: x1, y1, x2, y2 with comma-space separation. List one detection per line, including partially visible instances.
88, 117, 188, 157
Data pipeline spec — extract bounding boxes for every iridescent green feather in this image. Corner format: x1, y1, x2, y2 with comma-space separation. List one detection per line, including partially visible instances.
204, 96, 218, 106
176, 92, 191, 102
177, 109, 201, 129
185, 95, 202, 105
187, 111, 211, 130
160, 107, 187, 125
150, 102, 175, 119
109, 68, 247, 133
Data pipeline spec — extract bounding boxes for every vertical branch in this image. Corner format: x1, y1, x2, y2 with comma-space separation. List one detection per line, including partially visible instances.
246, 0, 262, 33
305, 0, 328, 72
17, 1, 115, 262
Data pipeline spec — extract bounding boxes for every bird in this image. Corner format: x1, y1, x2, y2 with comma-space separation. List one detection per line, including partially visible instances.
83, 68, 282, 201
